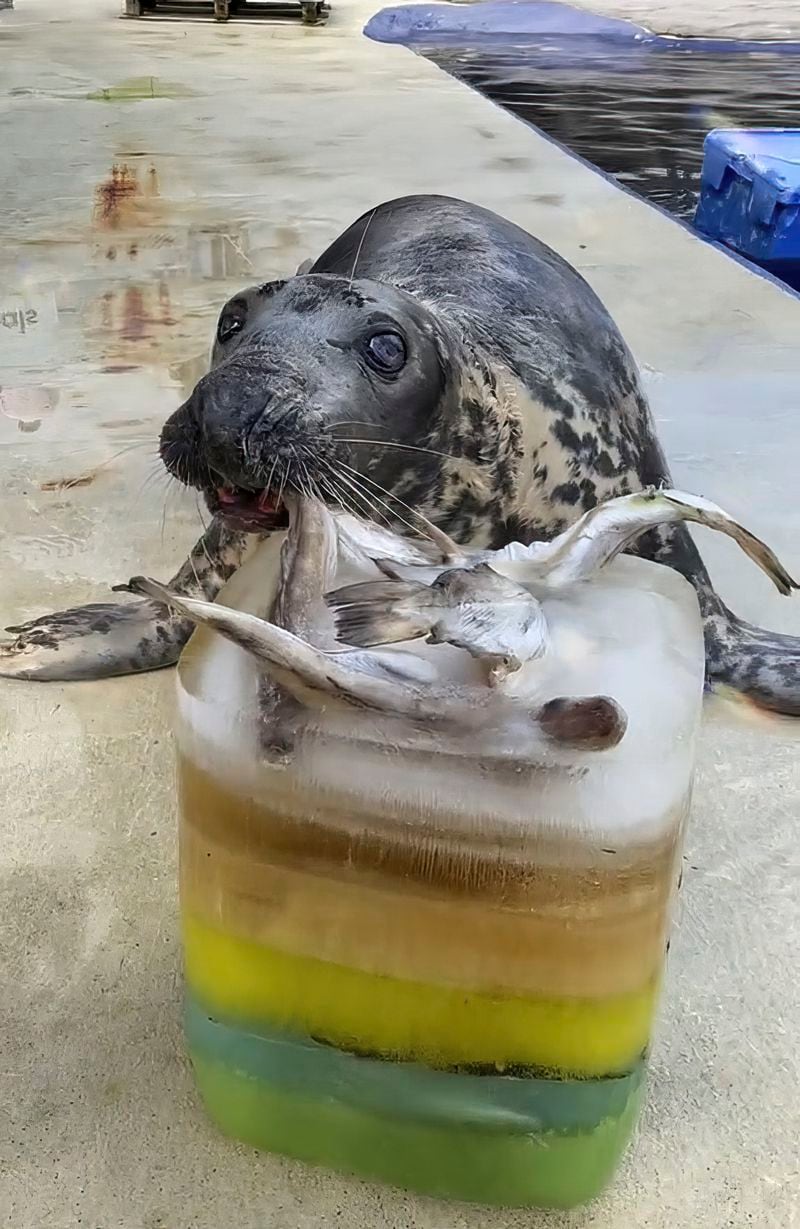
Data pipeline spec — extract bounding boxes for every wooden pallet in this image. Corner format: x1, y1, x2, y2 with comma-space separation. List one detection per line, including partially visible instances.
124, 0, 330, 24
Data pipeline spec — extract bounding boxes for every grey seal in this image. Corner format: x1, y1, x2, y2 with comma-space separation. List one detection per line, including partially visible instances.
2, 194, 798, 714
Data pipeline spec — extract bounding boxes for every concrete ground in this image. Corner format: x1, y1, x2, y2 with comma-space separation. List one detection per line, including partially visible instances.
576, 0, 800, 39
2, 1, 799, 1226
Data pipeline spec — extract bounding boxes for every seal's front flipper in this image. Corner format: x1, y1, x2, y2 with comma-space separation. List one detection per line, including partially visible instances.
0, 517, 255, 683
0, 599, 189, 682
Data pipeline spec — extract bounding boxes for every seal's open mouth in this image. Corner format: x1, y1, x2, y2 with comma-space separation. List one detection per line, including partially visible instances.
213, 485, 290, 533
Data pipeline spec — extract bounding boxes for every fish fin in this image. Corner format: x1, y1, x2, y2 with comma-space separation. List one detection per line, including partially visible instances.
326, 578, 431, 648
372, 557, 407, 580
333, 608, 430, 649
325, 579, 427, 607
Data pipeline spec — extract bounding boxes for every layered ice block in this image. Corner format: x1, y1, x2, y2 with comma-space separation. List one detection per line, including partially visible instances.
173, 514, 706, 1209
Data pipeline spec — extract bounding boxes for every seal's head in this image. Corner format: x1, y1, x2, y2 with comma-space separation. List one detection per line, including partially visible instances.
160, 274, 458, 533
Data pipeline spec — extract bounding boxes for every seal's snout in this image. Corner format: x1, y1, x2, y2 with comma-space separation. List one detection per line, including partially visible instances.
160, 356, 322, 533
160, 394, 211, 492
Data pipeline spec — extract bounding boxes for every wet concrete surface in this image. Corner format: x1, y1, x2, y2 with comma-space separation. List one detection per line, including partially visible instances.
1, 2, 799, 1227
576, 0, 800, 40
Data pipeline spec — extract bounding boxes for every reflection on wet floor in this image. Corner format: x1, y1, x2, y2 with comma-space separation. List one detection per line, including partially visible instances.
0, 149, 258, 448
424, 46, 800, 220
0, 385, 58, 434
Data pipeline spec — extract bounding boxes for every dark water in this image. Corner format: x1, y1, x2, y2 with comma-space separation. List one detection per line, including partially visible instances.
423, 45, 800, 220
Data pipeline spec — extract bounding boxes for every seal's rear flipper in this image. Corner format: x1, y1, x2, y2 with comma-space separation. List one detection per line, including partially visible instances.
704, 607, 800, 717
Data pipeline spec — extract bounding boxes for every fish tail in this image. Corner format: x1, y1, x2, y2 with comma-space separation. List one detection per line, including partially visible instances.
663, 493, 798, 596
325, 579, 431, 648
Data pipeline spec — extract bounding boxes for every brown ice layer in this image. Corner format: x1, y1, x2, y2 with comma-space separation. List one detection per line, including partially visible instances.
179, 757, 684, 998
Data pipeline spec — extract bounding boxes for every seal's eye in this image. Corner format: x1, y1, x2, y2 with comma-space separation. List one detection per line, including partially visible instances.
217, 314, 245, 345
365, 331, 406, 376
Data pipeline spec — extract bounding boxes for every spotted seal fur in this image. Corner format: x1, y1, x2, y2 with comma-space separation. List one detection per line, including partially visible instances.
2, 195, 798, 713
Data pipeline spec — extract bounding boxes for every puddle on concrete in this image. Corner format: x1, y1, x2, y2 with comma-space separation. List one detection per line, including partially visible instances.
86, 76, 197, 103
0, 386, 58, 434
423, 45, 800, 220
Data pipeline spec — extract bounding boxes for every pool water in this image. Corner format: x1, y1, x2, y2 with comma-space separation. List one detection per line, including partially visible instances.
423, 45, 800, 221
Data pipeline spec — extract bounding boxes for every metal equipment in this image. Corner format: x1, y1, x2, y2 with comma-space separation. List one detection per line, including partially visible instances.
124, 0, 329, 25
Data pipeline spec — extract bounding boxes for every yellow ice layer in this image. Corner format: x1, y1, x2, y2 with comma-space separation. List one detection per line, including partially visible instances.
183, 913, 658, 1076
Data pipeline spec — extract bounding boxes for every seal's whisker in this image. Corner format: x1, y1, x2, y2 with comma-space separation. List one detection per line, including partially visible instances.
317, 462, 363, 518
41, 438, 158, 464
262, 452, 280, 497
160, 484, 179, 547
298, 456, 326, 506
319, 458, 382, 522
288, 444, 308, 498
314, 473, 343, 511
276, 460, 290, 507
317, 457, 385, 525
137, 458, 180, 501
313, 466, 352, 515
336, 459, 440, 544
194, 493, 210, 534
197, 520, 217, 574
348, 208, 377, 287
294, 454, 313, 500
48, 440, 164, 490
188, 548, 203, 594
319, 473, 366, 523
338, 461, 440, 537
312, 429, 461, 465
333, 461, 431, 542
138, 471, 172, 499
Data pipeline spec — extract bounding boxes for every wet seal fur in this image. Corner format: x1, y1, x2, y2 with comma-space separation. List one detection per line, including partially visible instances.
2, 195, 798, 714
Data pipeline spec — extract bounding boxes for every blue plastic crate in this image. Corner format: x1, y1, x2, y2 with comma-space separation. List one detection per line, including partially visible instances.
695, 129, 800, 279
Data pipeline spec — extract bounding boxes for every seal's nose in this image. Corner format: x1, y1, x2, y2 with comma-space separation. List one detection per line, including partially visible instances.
183, 357, 310, 491
160, 392, 208, 488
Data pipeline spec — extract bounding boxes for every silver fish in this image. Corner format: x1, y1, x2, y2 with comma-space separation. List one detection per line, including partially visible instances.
340, 489, 796, 599
127, 486, 795, 760
128, 494, 626, 756
512, 487, 798, 594
326, 561, 549, 684
320, 489, 795, 680
129, 572, 625, 752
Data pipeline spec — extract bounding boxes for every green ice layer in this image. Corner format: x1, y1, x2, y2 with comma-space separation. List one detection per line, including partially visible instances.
186, 1001, 645, 1208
